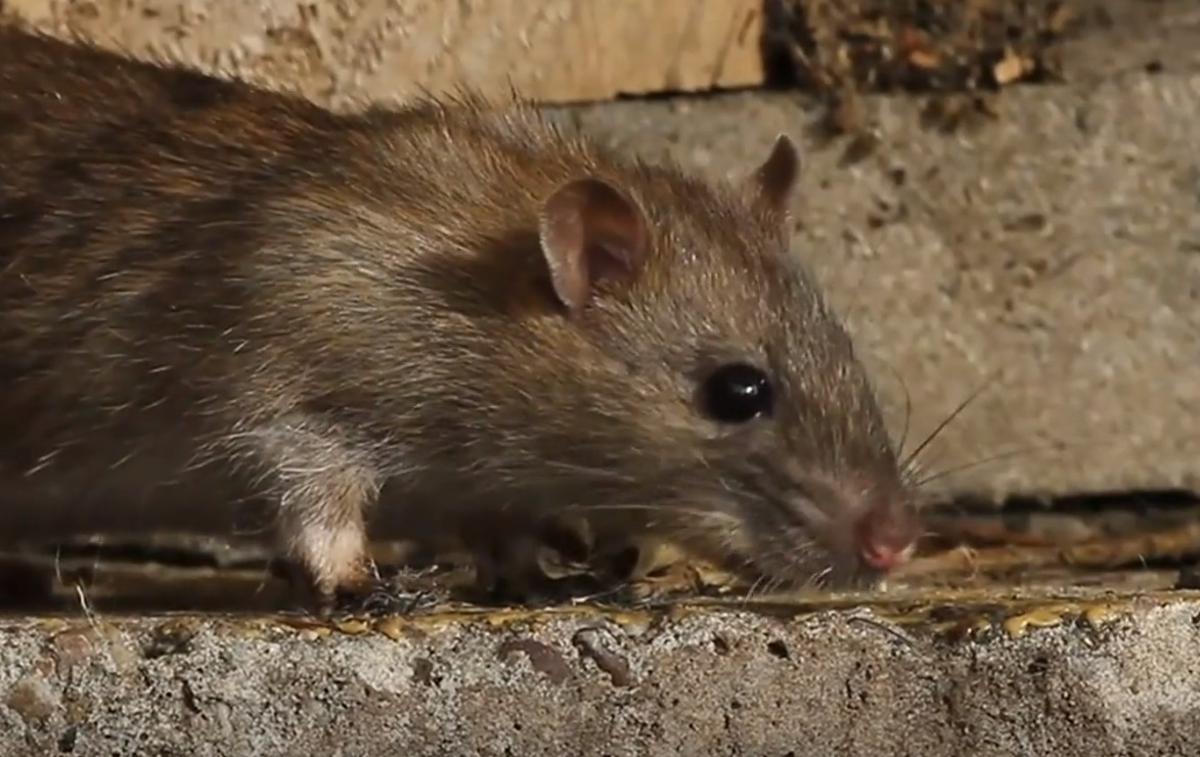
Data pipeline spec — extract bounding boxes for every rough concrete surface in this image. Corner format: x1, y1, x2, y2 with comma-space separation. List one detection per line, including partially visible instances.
3, 593, 1200, 756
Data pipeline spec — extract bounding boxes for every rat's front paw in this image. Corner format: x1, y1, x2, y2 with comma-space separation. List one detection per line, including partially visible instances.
328, 565, 453, 616
275, 551, 454, 617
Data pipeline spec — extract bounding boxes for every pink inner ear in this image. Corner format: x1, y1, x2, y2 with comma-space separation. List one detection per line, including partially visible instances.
588, 237, 637, 277
538, 178, 648, 313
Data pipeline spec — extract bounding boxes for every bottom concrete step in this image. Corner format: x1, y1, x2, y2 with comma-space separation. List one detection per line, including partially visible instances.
2, 589, 1199, 756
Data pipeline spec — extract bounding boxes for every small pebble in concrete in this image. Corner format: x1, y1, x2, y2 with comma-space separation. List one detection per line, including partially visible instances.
51, 631, 95, 676
4, 675, 59, 724
497, 639, 572, 684
1002, 604, 1075, 638
573, 628, 635, 687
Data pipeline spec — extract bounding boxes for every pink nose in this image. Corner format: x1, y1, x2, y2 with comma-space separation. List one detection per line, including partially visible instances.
859, 539, 906, 571
854, 504, 918, 572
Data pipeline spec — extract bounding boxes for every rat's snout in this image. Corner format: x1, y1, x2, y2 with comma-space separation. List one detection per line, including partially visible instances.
852, 498, 920, 572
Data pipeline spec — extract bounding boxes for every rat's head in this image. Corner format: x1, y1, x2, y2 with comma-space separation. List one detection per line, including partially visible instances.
501, 134, 919, 590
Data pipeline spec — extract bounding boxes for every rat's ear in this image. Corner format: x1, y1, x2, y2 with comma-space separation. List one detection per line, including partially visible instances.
748, 133, 801, 218
538, 177, 649, 314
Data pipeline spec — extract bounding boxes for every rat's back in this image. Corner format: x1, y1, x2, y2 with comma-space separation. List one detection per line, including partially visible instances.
0, 29, 346, 534
0, 28, 615, 538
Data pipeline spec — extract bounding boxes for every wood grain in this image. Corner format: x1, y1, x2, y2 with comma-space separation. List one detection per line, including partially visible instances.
2, 0, 767, 107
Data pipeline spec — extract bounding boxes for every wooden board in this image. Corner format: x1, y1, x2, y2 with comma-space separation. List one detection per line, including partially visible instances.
1, 0, 767, 108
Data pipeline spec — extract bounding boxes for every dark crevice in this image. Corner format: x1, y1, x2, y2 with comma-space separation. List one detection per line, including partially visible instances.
766, 640, 791, 659
926, 488, 1200, 516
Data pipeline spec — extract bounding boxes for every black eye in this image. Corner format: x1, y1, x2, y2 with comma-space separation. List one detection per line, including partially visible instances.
701, 363, 774, 423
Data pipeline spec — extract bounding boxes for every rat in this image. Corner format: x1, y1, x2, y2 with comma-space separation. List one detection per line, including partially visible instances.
0, 27, 919, 613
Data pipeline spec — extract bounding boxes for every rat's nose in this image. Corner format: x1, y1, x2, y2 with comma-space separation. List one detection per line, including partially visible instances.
859, 534, 907, 571
854, 501, 918, 572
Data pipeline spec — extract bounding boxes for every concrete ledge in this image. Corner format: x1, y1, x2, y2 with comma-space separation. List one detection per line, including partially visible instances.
3, 591, 1200, 756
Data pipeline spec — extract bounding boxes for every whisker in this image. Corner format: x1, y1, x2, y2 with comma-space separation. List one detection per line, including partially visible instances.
750, 571, 778, 599
901, 371, 1002, 473
913, 445, 1055, 489
537, 460, 639, 483
759, 576, 783, 598
902, 437, 937, 481
809, 565, 833, 590
878, 359, 914, 461
741, 574, 768, 605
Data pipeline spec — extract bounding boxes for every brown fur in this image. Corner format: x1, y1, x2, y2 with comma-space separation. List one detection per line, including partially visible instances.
0, 27, 918, 608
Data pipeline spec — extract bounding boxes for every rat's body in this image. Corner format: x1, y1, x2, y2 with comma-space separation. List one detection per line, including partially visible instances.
0, 28, 918, 610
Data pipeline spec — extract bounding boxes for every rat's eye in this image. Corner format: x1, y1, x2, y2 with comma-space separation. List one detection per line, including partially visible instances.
701, 363, 774, 423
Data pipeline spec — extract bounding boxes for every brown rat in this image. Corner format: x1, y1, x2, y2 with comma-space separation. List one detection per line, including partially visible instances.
0, 28, 919, 612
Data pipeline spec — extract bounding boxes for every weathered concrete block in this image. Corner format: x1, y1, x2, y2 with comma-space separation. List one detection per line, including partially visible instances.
2, 594, 1199, 756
